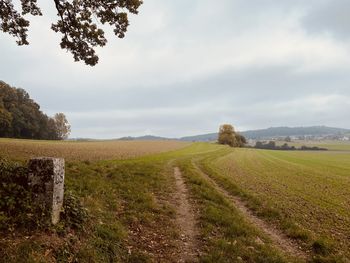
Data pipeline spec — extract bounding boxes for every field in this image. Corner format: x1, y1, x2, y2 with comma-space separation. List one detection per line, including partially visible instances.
204, 148, 350, 261
1, 139, 350, 262
0, 138, 190, 161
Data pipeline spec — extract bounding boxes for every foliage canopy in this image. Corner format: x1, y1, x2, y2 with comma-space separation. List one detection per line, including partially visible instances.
218, 124, 246, 147
0, 0, 142, 65
0, 80, 70, 140
54, 113, 71, 140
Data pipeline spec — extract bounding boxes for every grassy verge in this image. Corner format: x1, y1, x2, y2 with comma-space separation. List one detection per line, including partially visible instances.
0, 155, 180, 262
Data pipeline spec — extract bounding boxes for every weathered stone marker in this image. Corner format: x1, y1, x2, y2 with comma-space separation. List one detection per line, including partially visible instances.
28, 158, 65, 225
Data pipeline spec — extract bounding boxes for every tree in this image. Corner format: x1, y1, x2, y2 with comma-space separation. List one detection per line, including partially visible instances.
218, 124, 237, 147
218, 124, 247, 147
235, 133, 247, 147
0, 0, 142, 66
53, 113, 71, 140
0, 80, 67, 140
0, 107, 12, 137
266, 141, 276, 149
255, 141, 263, 149
285, 136, 292, 142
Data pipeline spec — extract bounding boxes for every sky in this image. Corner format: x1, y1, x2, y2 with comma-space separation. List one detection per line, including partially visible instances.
1, 0, 350, 138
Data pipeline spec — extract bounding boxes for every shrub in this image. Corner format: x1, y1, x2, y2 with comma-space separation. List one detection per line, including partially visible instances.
61, 191, 89, 230
0, 158, 42, 231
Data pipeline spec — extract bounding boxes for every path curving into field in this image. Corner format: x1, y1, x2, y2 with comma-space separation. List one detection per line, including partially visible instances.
192, 162, 308, 261
173, 167, 199, 262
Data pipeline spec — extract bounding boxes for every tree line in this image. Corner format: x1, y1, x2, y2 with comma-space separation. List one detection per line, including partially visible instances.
254, 141, 327, 151
0, 81, 70, 140
216, 125, 327, 151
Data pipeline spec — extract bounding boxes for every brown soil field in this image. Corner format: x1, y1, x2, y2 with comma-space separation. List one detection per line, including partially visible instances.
0, 138, 191, 161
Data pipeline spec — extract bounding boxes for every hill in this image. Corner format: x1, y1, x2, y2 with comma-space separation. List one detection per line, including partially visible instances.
115, 126, 350, 142
242, 126, 350, 139
179, 133, 218, 142
118, 135, 173, 141
179, 126, 350, 142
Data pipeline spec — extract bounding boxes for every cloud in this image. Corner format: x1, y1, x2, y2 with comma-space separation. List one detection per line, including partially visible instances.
1, 0, 350, 138
302, 0, 350, 40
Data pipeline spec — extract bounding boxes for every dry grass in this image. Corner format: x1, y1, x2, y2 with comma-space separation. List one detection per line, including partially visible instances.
0, 138, 190, 161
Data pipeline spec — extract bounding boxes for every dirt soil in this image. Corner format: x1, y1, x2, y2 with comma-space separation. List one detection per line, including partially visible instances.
173, 167, 200, 262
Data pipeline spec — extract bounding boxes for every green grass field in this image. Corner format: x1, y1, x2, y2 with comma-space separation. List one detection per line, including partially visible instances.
204, 148, 350, 261
1, 139, 349, 262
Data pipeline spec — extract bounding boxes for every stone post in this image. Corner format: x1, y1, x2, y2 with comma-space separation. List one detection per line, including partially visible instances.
28, 158, 65, 225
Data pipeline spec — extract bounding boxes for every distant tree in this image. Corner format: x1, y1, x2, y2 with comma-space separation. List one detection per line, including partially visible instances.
218, 124, 247, 147
285, 136, 292, 142
255, 141, 278, 150
266, 141, 276, 149
217, 124, 246, 147
255, 141, 263, 149
0, 0, 142, 66
218, 124, 237, 147
53, 113, 71, 140
281, 143, 289, 150
253, 141, 326, 151
235, 133, 247, 148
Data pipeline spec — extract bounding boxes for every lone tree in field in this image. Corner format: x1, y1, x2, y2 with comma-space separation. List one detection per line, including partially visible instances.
218, 124, 236, 147
218, 124, 246, 147
0, 0, 142, 66
54, 113, 71, 140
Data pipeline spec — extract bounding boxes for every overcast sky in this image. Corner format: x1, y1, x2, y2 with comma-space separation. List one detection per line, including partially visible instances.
1, 0, 350, 138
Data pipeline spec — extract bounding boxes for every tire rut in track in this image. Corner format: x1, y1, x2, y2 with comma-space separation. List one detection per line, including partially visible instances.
173, 167, 199, 263
192, 162, 308, 261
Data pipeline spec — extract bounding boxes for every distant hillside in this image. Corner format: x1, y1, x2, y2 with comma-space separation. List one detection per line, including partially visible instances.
179, 126, 350, 142
117, 126, 350, 142
179, 133, 217, 142
118, 135, 173, 141
242, 126, 350, 139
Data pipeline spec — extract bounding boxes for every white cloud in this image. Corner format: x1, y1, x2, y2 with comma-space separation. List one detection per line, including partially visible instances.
1, 0, 350, 138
